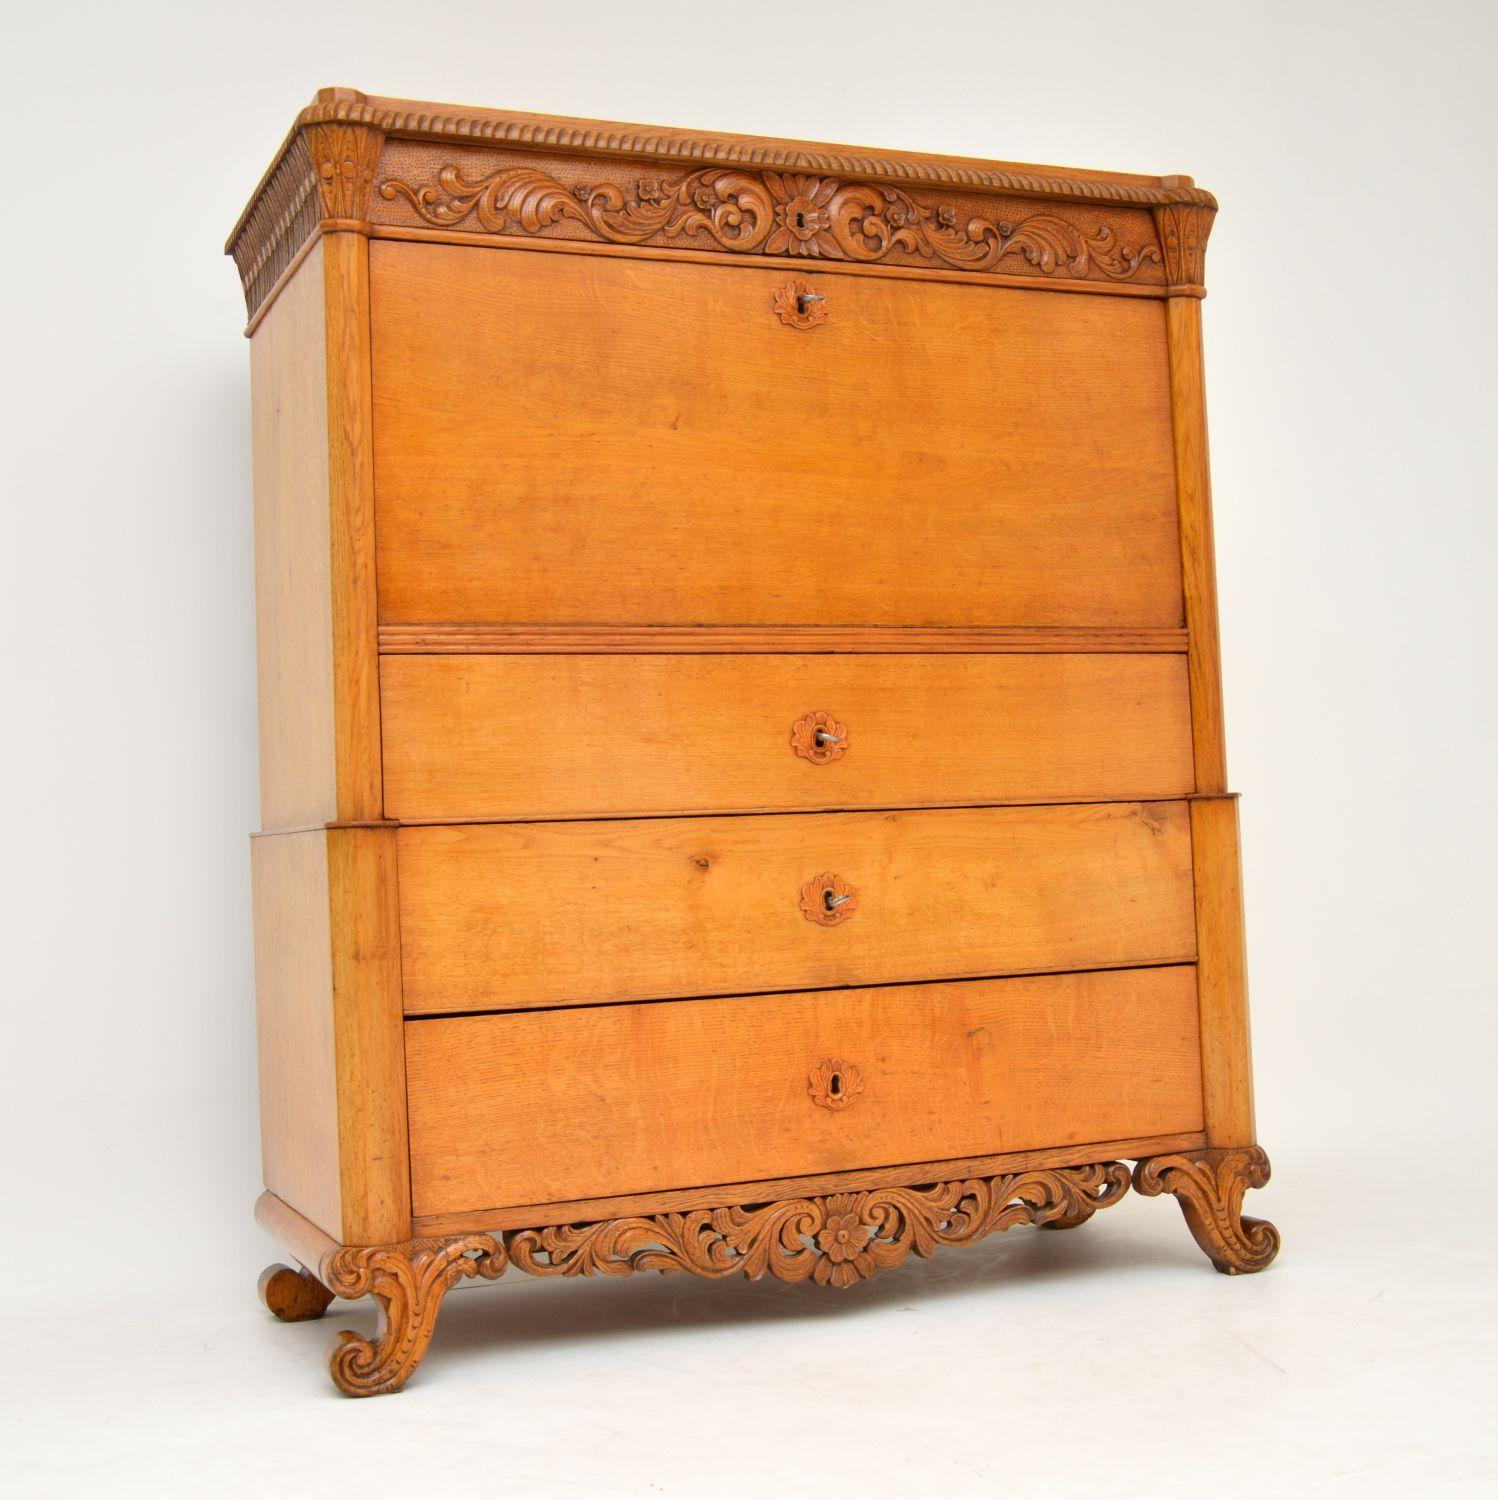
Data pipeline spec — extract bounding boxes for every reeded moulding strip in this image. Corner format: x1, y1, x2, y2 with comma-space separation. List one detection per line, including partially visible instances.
377, 624, 1190, 655
231, 91, 1215, 259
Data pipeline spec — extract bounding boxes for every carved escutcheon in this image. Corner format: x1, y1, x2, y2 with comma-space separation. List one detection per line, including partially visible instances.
808, 1058, 864, 1111
800, 872, 857, 926
773, 277, 828, 329
791, 710, 848, 764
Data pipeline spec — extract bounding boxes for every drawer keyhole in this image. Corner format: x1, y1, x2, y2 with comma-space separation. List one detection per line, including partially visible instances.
773, 278, 829, 330
809, 1058, 864, 1111
791, 711, 848, 764
801, 872, 857, 926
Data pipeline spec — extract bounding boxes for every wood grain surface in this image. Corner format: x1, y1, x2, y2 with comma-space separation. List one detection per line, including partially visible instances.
250, 243, 336, 829
1167, 295, 1227, 790
250, 827, 411, 1245
397, 800, 1197, 1013
380, 652, 1195, 821
411, 1129, 1209, 1235
405, 965, 1205, 1213
320, 231, 385, 822
370, 243, 1182, 627
1190, 797, 1256, 1146
376, 623, 1189, 654
251, 829, 341, 1237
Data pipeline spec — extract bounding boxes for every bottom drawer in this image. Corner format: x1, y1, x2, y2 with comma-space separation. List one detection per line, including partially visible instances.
405, 966, 1204, 1215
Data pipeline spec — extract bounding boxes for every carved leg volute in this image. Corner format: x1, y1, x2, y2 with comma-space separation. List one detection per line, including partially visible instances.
258, 1263, 335, 1322
1133, 1147, 1280, 1275
319, 1236, 508, 1397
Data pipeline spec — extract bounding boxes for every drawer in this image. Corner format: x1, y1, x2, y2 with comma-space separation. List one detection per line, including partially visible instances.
405, 965, 1205, 1214
371, 242, 1181, 627
381, 652, 1194, 821
397, 800, 1196, 1014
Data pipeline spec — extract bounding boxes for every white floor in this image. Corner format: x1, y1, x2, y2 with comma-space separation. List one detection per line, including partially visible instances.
6, 1128, 1494, 1498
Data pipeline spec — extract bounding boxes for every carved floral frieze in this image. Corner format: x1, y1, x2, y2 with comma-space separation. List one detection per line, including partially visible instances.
506, 1162, 1132, 1289
377, 161, 1164, 282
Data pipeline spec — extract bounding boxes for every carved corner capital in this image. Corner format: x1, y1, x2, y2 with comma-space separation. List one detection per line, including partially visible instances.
304, 119, 385, 228
1133, 1146, 1280, 1274
1152, 202, 1215, 294
227, 111, 385, 322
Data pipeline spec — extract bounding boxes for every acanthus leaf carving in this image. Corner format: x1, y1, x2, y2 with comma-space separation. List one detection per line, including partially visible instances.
306, 121, 385, 223
505, 1163, 1132, 1290
268, 1154, 1278, 1395
1132, 1147, 1279, 1274
1152, 201, 1214, 288
321, 1234, 506, 1397
378, 163, 1163, 282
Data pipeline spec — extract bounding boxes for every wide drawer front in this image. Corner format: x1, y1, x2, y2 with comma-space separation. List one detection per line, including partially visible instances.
405, 966, 1205, 1214
381, 653, 1194, 821
370, 242, 1182, 627
397, 800, 1196, 1014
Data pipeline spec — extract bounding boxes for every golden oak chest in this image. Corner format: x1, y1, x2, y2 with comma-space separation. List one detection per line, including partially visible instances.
233, 88, 1278, 1396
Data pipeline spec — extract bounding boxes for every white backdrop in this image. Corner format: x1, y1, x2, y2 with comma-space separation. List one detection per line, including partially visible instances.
4, 2, 1495, 1493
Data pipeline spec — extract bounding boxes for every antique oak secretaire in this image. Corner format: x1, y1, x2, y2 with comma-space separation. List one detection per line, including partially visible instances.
231, 88, 1278, 1397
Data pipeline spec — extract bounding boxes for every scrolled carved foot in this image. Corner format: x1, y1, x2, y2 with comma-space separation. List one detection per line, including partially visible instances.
258, 1263, 335, 1322
1133, 1146, 1281, 1275
320, 1235, 507, 1397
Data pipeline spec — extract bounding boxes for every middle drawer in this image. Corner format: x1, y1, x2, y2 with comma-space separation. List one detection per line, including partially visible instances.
380, 652, 1193, 822
398, 800, 1197, 1014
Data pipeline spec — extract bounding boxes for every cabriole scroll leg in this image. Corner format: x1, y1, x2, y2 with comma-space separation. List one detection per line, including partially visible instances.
318, 1236, 508, 1397
1132, 1146, 1281, 1275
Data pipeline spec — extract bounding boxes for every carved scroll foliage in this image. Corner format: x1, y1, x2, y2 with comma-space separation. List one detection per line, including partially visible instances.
1133, 1147, 1280, 1275
322, 1235, 506, 1396
300, 1164, 1133, 1393
379, 165, 1162, 281
507, 1163, 1131, 1290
